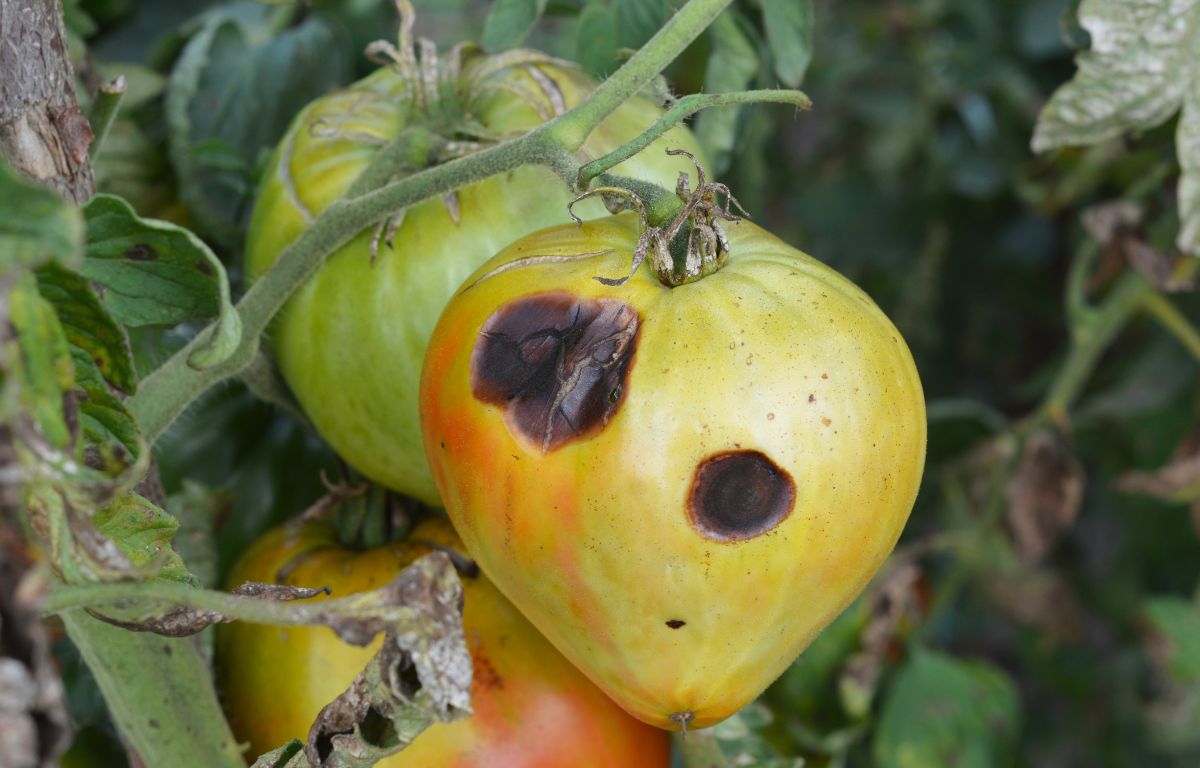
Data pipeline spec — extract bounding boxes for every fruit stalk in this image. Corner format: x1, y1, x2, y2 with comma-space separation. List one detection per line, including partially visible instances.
128, 0, 742, 446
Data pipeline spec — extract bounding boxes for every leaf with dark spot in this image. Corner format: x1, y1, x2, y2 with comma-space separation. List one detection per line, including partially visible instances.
82, 194, 240, 369
35, 264, 137, 395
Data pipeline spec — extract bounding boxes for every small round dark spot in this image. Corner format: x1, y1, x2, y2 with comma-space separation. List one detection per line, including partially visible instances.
470, 291, 641, 452
195, 258, 213, 276
124, 244, 158, 261
687, 450, 795, 542
666, 619, 686, 629
149, 719, 160, 729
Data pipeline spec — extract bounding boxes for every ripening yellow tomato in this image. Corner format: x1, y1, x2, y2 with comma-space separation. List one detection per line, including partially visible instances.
420, 214, 926, 729
215, 516, 671, 766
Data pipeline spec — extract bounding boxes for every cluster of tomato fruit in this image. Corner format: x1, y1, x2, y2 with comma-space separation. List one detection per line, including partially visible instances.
216, 43, 926, 766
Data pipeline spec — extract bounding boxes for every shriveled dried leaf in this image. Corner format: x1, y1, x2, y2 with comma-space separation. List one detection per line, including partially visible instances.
839, 561, 923, 717
1005, 430, 1085, 565
984, 567, 1084, 645
1119, 449, 1200, 504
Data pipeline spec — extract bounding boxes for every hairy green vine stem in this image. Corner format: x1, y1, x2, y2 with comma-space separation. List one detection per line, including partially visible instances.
129, 0, 761, 445
48, 579, 392, 625
578, 89, 811, 187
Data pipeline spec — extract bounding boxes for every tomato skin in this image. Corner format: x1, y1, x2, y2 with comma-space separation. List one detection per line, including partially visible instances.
244, 58, 707, 506
419, 215, 927, 729
214, 516, 671, 767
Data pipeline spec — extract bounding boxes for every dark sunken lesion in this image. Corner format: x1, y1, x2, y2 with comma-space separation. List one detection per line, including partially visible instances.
687, 450, 795, 542
470, 291, 641, 452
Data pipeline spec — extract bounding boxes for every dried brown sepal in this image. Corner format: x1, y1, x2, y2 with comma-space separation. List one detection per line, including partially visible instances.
1004, 429, 1084, 565
572, 149, 749, 287
0, 512, 71, 768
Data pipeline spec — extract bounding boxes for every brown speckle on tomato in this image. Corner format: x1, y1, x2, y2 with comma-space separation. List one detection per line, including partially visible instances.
470, 291, 641, 452
687, 451, 795, 542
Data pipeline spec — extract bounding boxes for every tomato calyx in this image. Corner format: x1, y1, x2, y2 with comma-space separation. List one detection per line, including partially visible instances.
362, 1, 571, 149
569, 149, 749, 287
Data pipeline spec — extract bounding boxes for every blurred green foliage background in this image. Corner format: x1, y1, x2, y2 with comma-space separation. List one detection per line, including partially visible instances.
52, 0, 1200, 766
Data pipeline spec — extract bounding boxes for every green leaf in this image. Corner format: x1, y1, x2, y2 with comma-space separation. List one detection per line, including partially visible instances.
874, 649, 1019, 768
615, 0, 667, 51
92, 492, 195, 585
1031, 0, 1200, 254
167, 480, 228, 590
81, 194, 241, 369
482, 0, 549, 52
0, 159, 85, 274
9, 273, 76, 449
694, 10, 760, 174
35, 264, 137, 395
165, 3, 351, 246
576, 0, 618, 76
1145, 597, 1200, 684
763, 0, 813, 87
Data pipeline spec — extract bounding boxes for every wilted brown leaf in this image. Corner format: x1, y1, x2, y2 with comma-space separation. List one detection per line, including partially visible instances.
838, 561, 923, 718
1005, 430, 1084, 565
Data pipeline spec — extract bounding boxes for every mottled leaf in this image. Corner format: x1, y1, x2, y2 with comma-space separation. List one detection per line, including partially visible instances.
1031, 0, 1200, 254
482, 0, 548, 52
8, 274, 75, 449
34, 264, 136, 395
92, 492, 194, 585
0, 159, 84, 274
875, 649, 1019, 768
763, 0, 813, 87
82, 194, 240, 369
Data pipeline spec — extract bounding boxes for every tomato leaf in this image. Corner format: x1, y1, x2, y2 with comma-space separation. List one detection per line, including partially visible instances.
166, 480, 229, 590
34, 264, 137, 396
81, 194, 241, 369
93, 492, 196, 586
0, 159, 84, 274
762, 0, 813, 88
165, 3, 350, 246
615, 0, 668, 51
694, 10, 761, 174
482, 0, 548, 52
575, 0, 618, 76
874, 648, 1019, 768
1031, 0, 1200, 254
8, 274, 76, 450
1145, 598, 1200, 684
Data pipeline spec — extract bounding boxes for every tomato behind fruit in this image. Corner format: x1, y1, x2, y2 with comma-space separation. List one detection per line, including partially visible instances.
244, 53, 707, 506
419, 214, 927, 729
215, 516, 671, 767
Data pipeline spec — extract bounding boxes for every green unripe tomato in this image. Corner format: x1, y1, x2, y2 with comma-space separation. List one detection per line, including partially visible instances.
245, 52, 707, 504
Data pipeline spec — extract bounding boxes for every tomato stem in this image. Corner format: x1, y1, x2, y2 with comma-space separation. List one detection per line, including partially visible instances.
128, 0, 741, 444
577, 89, 811, 189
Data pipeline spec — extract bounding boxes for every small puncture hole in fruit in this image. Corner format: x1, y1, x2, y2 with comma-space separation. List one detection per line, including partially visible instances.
470, 291, 641, 452
687, 450, 795, 541
665, 619, 686, 629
